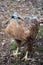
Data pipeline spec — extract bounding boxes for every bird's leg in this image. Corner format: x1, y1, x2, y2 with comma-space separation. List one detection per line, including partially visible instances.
13, 47, 21, 57
22, 51, 31, 61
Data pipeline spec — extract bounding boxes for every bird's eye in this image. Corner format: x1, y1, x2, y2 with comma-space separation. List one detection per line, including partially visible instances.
18, 17, 21, 19
12, 16, 14, 18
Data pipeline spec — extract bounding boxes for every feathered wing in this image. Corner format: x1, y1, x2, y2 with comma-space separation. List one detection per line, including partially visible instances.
5, 19, 31, 41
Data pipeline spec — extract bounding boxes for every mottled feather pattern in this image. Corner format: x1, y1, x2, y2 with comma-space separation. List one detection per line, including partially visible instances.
5, 16, 40, 52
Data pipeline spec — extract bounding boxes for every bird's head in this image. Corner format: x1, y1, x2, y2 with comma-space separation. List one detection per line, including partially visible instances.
11, 12, 21, 20
31, 16, 43, 27
30, 17, 38, 27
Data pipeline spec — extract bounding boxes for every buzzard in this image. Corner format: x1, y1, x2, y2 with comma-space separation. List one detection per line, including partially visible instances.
5, 13, 41, 61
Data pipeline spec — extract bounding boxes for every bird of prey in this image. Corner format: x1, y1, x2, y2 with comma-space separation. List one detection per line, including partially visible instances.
5, 13, 41, 61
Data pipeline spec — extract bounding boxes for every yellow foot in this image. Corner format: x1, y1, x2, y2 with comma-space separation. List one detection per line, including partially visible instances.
12, 48, 21, 57
22, 51, 31, 61
22, 56, 31, 61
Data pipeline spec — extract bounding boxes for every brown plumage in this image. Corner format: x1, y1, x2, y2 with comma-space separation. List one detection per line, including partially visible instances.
5, 16, 40, 60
